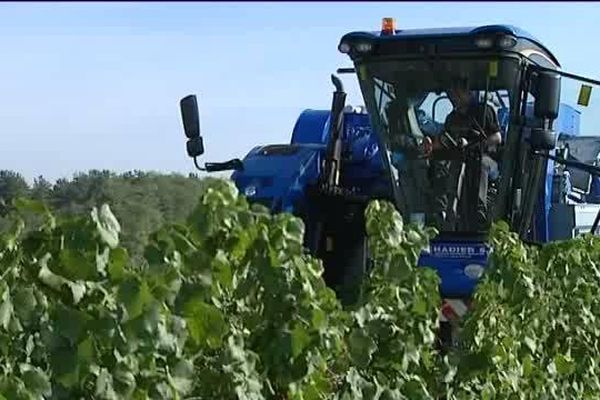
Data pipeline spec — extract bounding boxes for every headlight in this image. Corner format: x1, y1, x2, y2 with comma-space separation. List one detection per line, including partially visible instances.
338, 40, 373, 55
474, 36, 494, 49
338, 42, 351, 54
354, 41, 373, 54
244, 185, 257, 197
497, 34, 517, 49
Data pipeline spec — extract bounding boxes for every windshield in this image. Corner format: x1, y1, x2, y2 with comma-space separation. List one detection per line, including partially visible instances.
357, 57, 521, 233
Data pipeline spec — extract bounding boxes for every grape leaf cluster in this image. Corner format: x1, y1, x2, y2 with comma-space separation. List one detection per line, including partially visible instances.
3, 177, 600, 399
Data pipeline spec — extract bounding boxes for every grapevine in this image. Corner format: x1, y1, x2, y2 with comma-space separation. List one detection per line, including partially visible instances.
2, 178, 600, 399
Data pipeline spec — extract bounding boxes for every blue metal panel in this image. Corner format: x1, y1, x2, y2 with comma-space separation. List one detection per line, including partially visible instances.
231, 144, 324, 214
292, 109, 386, 179
291, 110, 330, 145
339, 112, 389, 197
340, 112, 385, 174
418, 240, 490, 297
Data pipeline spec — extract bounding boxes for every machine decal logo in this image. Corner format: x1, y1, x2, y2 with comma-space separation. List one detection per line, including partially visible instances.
430, 243, 488, 258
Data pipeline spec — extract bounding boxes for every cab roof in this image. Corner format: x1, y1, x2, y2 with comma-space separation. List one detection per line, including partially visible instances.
340, 24, 560, 67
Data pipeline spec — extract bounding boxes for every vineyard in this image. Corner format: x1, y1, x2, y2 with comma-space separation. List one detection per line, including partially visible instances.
1, 177, 600, 399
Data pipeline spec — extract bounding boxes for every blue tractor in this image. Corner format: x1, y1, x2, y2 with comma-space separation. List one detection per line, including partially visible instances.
179, 20, 600, 345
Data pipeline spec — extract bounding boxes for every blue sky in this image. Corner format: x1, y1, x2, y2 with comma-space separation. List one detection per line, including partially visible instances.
1, 2, 599, 182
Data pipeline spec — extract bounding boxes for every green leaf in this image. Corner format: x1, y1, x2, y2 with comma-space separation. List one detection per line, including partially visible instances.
54, 305, 89, 342
108, 247, 128, 282
77, 336, 95, 365
2, 217, 24, 251
13, 198, 48, 214
68, 281, 87, 304
348, 328, 377, 366
38, 254, 65, 290
212, 250, 233, 290
95, 368, 117, 399
290, 324, 311, 359
96, 246, 110, 277
311, 308, 327, 331
183, 297, 227, 349
523, 336, 536, 353
113, 367, 136, 397
13, 198, 55, 228
13, 287, 37, 323
411, 297, 429, 316
118, 278, 153, 321
169, 359, 194, 395
58, 248, 97, 281
91, 204, 121, 248
554, 353, 575, 376
50, 346, 80, 389
21, 366, 51, 397
38, 254, 87, 304
0, 288, 13, 330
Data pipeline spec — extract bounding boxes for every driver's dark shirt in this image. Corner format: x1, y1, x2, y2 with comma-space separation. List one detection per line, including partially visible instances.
444, 103, 500, 140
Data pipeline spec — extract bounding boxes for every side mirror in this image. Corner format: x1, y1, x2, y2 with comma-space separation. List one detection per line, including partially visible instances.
533, 71, 561, 119
179, 95, 204, 157
180, 95, 200, 138
530, 71, 561, 151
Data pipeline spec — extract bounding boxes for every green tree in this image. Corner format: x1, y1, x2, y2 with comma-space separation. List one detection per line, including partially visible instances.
0, 170, 30, 210
31, 175, 53, 202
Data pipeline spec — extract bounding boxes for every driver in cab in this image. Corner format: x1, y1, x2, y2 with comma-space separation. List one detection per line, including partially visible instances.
425, 77, 502, 230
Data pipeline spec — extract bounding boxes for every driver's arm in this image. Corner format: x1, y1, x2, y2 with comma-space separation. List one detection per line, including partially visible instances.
484, 105, 502, 147
486, 131, 502, 147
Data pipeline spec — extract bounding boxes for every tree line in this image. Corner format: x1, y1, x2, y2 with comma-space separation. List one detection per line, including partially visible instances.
0, 169, 208, 261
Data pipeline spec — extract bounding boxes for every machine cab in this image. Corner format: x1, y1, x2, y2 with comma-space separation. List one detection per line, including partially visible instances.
338, 20, 600, 305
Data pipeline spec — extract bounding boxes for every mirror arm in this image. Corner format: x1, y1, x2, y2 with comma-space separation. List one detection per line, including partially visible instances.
193, 157, 207, 172
533, 66, 600, 87
336, 67, 355, 74
534, 150, 600, 177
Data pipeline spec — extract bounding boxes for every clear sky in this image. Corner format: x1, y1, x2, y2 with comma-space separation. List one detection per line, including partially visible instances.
1, 2, 599, 182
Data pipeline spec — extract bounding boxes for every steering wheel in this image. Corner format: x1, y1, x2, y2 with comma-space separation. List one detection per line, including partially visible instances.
422, 127, 489, 161
463, 128, 489, 151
